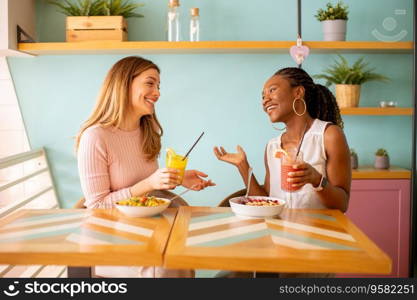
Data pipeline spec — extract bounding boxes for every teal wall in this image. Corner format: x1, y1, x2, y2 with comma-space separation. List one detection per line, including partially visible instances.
35, 0, 413, 42
8, 0, 414, 209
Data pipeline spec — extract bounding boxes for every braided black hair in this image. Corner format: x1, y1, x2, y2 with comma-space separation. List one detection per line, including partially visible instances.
274, 67, 343, 128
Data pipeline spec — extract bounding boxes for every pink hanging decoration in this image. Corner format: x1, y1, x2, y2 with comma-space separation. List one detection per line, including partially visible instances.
290, 36, 310, 65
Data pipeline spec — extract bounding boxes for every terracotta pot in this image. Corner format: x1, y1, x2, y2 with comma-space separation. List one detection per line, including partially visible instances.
335, 84, 361, 108
350, 154, 358, 169
374, 156, 390, 169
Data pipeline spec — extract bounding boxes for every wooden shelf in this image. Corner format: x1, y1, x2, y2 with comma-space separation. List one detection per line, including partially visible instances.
352, 166, 411, 179
18, 41, 413, 55
340, 107, 413, 116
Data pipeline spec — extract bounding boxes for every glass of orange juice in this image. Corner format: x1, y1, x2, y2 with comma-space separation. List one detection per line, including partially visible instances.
166, 148, 188, 184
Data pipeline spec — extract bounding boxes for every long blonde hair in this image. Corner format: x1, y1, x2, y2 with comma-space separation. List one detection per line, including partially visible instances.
75, 56, 163, 161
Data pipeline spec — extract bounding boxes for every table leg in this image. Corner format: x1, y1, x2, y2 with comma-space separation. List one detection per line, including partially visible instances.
67, 266, 92, 278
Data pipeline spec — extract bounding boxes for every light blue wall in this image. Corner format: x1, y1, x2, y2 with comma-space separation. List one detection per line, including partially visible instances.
35, 0, 413, 42
8, 0, 414, 208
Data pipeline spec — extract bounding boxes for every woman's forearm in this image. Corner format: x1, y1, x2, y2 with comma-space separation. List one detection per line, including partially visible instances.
130, 178, 153, 197
316, 183, 349, 212
236, 160, 268, 196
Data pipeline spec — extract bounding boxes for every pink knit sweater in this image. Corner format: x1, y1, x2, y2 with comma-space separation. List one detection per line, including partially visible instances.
77, 125, 158, 209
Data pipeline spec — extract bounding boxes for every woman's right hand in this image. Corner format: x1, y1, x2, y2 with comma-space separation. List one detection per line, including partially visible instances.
146, 168, 181, 190
213, 145, 247, 167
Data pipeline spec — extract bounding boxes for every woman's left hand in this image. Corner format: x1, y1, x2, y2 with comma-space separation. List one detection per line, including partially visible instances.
182, 170, 216, 191
286, 163, 322, 189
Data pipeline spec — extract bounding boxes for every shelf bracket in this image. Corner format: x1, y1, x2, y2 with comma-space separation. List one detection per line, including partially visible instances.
17, 25, 35, 43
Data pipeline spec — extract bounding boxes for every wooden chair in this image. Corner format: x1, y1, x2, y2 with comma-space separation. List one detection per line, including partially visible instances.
217, 186, 265, 207
217, 188, 246, 207
0, 148, 66, 278
67, 190, 189, 278
150, 190, 189, 208
73, 197, 86, 208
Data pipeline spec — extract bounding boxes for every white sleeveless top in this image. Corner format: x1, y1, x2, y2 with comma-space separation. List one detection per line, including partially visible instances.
266, 119, 330, 209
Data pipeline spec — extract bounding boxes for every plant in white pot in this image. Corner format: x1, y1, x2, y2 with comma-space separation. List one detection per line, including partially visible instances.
313, 55, 390, 108
49, 0, 144, 42
374, 148, 390, 169
315, 1, 349, 41
350, 148, 358, 169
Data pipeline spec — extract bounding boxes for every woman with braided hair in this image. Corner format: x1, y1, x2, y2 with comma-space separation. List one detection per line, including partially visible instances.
214, 67, 351, 212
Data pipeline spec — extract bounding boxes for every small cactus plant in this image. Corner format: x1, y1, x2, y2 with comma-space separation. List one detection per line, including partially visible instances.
375, 148, 389, 157
350, 148, 358, 169
374, 148, 390, 169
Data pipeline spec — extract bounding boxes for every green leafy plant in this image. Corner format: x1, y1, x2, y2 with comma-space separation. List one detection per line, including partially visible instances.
315, 1, 349, 21
49, 0, 144, 18
350, 148, 357, 156
375, 148, 389, 157
313, 55, 390, 87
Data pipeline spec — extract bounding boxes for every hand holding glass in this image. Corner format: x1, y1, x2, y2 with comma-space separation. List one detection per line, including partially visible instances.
280, 149, 304, 192
166, 148, 188, 184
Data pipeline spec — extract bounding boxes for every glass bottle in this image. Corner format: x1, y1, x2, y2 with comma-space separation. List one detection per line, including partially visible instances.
189, 8, 200, 42
167, 0, 180, 42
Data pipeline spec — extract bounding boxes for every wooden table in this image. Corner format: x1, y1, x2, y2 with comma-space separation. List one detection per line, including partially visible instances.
0, 208, 177, 267
0, 207, 392, 275
164, 207, 392, 274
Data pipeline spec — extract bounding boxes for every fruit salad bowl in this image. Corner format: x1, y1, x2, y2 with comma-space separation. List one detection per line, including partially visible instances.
229, 196, 286, 218
115, 196, 171, 217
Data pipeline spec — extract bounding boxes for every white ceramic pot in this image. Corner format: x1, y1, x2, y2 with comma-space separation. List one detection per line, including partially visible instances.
351, 154, 358, 169
374, 156, 390, 169
322, 19, 347, 41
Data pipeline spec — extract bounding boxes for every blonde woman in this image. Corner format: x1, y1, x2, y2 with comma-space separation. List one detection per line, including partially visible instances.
76, 56, 214, 278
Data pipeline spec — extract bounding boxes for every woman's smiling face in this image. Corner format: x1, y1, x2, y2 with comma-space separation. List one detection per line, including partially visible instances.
262, 75, 297, 123
130, 68, 161, 117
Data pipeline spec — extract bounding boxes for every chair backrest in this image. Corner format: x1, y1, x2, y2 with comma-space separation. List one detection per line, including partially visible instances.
218, 185, 266, 207
73, 197, 86, 208
0, 148, 60, 218
0, 148, 64, 278
149, 190, 190, 207
217, 188, 247, 207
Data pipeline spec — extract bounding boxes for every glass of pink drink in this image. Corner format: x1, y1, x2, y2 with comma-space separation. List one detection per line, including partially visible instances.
280, 149, 304, 192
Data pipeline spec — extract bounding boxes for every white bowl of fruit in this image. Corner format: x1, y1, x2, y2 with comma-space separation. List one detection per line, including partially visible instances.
115, 196, 171, 217
229, 196, 286, 218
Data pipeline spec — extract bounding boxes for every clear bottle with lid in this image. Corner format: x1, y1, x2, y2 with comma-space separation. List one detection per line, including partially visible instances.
189, 8, 200, 42
167, 0, 181, 41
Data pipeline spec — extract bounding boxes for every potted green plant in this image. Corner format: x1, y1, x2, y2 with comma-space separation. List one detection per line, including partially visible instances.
374, 148, 390, 169
313, 55, 390, 108
350, 148, 358, 169
315, 1, 349, 41
49, 0, 144, 42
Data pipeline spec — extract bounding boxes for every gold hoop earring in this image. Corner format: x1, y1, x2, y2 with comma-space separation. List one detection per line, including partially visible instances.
272, 123, 286, 131
293, 98, 306, 116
